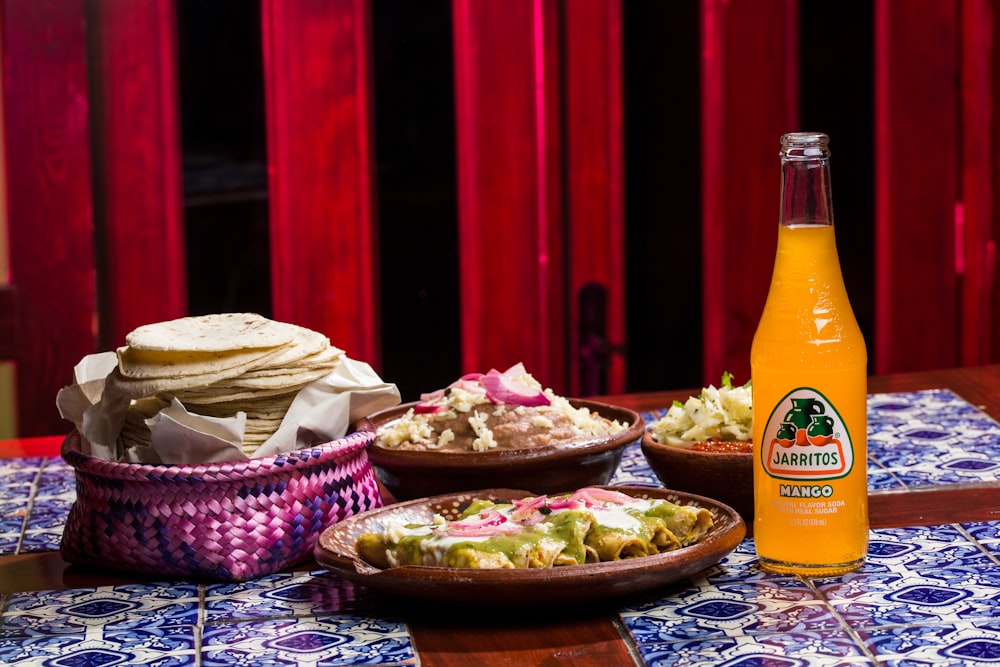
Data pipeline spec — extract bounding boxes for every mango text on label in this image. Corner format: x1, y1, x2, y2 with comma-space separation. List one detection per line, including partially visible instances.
779, 484, 834, 498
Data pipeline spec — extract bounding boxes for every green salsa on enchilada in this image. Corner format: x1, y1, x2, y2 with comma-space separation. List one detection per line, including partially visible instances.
355, 487, 713, 570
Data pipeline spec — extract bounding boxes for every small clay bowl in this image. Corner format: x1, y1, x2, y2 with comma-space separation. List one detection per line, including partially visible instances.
640, 431, 754, 522
360, 399, 645, 501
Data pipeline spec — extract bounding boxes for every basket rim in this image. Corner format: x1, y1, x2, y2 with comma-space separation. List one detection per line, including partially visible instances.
60, 426, 376, 480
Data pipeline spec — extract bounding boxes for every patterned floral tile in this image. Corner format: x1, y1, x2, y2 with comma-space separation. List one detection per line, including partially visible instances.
17, 530, 62, 552
0, 504, 26, 537
867, 388, 987, 423
622, 523, 1000, 665
22, 498, 74, 531
865, 389, 1000, 490
611, 437, 661, 488
201, 616, 415, 666
0, 624, 198, 666
866, 462, 906, 491
0, 457, 73, 556
0, 578, 413, 666
964, 521, 1000, 558
631, 630, 877, 667
868, 416, 1000, 487
815, 566, 1000, 628
859, 618, 1000, 666
205, 569, 380, 621
621, 576, 841, 642
0, 582, 201, 636
0, 612, 416, 667
860, 525, 999, 574
693, 536, 793, 585
0, 455, 48, 476
35, 460, 76, 496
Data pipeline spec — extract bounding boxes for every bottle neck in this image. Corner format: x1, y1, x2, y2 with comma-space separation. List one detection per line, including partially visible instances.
779, 132, 834, 228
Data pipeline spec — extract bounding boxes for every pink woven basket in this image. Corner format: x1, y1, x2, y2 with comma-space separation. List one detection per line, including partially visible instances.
60, 428, 382, 582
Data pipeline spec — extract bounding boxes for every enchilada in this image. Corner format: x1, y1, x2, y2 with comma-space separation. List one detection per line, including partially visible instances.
356, 487, 714, 570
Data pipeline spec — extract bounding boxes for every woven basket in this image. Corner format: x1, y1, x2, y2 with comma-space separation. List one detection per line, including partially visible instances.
60, 428, 382, 582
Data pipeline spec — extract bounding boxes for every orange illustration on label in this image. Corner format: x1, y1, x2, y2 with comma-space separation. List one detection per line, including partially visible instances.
761, 389, 854, 481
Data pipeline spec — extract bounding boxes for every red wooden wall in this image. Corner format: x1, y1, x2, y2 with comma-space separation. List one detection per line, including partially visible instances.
1, 0, 998, 437
88, 0, 187, 348
874, 0, 999, 373
565, 0, 626, 395
2, 1, 97, 436
261, 0, 380, 366
874, 1, 959, 373
1, 0, 187, 436
959, 0, 1000, 368
700, 0, 799, 383
452, 0, 565, 388
453, 0, 626, 394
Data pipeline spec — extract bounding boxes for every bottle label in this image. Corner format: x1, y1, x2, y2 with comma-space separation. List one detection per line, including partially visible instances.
760, 387, 854, 481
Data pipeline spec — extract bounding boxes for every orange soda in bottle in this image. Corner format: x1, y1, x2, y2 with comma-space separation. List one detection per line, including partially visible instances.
750, 132, 869, 576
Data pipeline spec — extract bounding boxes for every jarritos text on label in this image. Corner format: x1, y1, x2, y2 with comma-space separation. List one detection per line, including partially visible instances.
760, 388, 854, 481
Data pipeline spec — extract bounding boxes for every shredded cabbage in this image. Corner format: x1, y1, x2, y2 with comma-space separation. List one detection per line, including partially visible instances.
649, 372, 752, 447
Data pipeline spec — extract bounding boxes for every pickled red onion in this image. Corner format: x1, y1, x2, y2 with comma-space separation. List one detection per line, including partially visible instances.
511, 494, 549, 524
480, 363, 550, 407
448, 377, 484, 394
447, 509, 521, 536
570, 487, 633, 507
419, 388, 445, 403
545, 497, 583, 511
412, 363, 550, 413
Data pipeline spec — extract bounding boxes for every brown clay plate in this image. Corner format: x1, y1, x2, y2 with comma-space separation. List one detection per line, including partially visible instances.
314, 485, 746, 606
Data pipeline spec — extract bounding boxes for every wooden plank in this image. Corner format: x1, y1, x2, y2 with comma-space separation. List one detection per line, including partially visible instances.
565, 0, 626, 396
874, 1, 959, 373
870, 483, 1000, 528
452, 0, 567, 391
1, 0, 96, 436
700, 0, 799, 384
261, 0, 380, 365
87, 0, 187, 347
959, 0, 998, 366
0, 435, 62, 458
408, 616, 638, 667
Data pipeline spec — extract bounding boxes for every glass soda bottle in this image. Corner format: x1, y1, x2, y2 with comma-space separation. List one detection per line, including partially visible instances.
750, 132, 869, 576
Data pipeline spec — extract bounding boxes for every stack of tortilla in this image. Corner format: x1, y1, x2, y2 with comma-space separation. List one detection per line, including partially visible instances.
105, 313, 344, 456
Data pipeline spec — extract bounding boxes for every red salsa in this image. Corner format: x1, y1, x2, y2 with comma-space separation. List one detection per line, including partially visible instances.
691, 438, 753, 454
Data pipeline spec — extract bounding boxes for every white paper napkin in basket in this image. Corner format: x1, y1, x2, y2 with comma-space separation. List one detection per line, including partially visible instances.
56, 351, 400, 465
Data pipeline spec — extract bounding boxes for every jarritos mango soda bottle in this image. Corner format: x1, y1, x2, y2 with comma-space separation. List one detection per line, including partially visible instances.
750, 132, 869, 576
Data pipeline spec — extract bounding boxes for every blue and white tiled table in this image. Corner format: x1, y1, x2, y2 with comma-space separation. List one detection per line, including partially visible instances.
1, 388, 999, 666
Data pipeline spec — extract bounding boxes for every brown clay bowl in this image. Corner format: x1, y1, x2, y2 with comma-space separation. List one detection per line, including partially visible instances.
640, 431, 754, 522
359, 399, 645, 501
